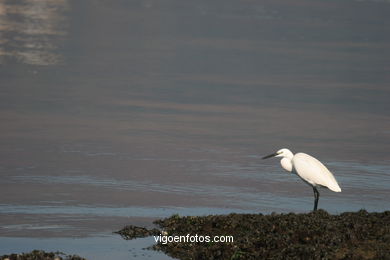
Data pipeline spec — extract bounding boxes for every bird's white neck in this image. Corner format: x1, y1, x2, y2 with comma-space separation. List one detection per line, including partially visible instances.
275, 148, 294, 172
280, 157, 293, 172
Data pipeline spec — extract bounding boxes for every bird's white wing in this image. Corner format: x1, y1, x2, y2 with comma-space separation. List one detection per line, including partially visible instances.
292, 153, 341, 192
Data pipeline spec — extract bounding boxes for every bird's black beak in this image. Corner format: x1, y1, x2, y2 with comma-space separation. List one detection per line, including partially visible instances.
262, 152, 278, 159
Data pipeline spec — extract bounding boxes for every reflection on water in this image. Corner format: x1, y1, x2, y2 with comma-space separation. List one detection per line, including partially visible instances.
0, 0, 69, 65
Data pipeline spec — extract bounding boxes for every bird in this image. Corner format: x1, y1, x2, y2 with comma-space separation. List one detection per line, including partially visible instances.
262, 148, 341, 211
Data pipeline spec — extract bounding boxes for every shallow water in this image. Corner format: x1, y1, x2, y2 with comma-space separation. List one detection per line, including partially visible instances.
0, 236, 173, 260
1, 0, 390, 258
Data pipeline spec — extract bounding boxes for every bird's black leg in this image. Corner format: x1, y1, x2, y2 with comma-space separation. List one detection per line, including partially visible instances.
313, 187, 320, 211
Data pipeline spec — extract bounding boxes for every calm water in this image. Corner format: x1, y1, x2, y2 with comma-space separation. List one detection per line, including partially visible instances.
1, 0, 390, 258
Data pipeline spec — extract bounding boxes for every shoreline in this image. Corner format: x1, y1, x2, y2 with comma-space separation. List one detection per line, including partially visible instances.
2, 210, 389, 259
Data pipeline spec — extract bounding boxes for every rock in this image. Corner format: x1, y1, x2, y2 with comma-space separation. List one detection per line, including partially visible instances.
114, 225, 160, 240
0, 250, 86, 260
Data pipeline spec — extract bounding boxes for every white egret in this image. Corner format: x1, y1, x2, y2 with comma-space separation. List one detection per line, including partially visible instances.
262, 148, 341, 211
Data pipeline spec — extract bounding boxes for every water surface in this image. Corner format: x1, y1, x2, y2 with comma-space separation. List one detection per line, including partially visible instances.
1, 0, 389, 258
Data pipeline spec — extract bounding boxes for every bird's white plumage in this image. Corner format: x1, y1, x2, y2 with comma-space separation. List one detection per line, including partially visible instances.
292, 153, 341, 192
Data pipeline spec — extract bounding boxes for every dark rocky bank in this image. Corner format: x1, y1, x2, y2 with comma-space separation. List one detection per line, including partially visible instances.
0, 250, 86, 260
117, 210, 390, 260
